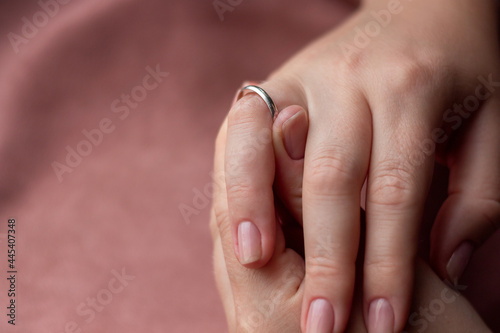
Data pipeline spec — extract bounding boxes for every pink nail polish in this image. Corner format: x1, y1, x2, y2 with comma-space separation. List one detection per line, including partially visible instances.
446, 241, 474, 286
306, 298, 334, 333
368, 298, 394, 333
237, 221, 261, 264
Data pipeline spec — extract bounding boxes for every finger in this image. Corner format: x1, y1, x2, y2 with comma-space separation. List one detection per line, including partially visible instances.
225, 87, 275, 268
430, 95, 500, 286
364, 98, 441, 332
212, 118, 306, 332
273, 105, 309, 225
225, 80, 305, 268
214, 117, 285, 284
301, 89, 371, 333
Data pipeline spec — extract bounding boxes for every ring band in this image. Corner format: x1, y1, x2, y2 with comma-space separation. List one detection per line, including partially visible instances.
236, 85, 278, 120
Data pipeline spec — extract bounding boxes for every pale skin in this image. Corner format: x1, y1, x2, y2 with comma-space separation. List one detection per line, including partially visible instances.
211, 113, 492, 332
220, 0, 500, 331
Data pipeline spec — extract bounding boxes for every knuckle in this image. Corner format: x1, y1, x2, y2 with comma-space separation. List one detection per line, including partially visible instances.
334, 52, 365, 81
305, 146, 361, 196
306, 254, 346, 281
296, 42, 362, 79
226, 181, 255, 202
364, 256, 408, 278
369, 160, 416, 207
382, 53, 448, 95
385, 61, 428, 93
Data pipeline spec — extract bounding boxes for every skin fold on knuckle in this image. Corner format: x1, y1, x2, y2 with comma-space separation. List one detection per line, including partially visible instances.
385, 61, 430, 95
368, 160, 418, 208
378, 50, 450, 98
306, 253, 353, 284
304, 147, 361, 198
364, 256, 409, 277
226, 181, 256, 205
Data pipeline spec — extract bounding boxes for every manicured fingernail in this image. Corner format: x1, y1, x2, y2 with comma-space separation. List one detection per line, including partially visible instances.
368, 298, 394, 333
282, 109, 308, 160
237, 221, 261, 264
306, 298, 334, 333
446, 241, 474, 286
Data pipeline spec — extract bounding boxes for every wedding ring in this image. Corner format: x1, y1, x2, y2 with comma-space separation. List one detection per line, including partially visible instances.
236, 85, 278, 120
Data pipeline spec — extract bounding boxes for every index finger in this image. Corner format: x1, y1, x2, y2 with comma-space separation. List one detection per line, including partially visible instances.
225, 85, 277, 268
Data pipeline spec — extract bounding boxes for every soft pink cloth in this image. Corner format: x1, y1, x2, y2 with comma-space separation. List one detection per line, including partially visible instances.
0, 1, 497, 332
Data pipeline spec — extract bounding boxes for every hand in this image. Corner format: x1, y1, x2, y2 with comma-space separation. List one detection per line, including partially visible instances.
223, 0, 500, 331
211, 109, 492, 332
210, 109, 307, 332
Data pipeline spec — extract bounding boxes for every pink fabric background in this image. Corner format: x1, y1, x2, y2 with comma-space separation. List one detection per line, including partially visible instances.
0, 1, 497, 332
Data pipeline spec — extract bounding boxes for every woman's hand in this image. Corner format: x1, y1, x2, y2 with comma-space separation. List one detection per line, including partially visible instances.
211, 111, 307, 332
222, 0, 500, 331
211, 109, 492, 332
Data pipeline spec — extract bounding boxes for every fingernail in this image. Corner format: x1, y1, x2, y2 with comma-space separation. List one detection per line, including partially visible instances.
237, 221, 262, 264
306, 298, 334, 333
368, 298, 394, 333
446, 241, 474, 286
282, 109, 308, 160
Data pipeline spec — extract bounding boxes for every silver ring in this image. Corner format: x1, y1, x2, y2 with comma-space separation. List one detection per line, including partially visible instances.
236, 85, 278, 120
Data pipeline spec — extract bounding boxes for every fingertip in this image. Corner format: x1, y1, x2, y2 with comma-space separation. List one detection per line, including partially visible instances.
445, 241, 474, 287
363, 253, 415, 332
305, 298, 335, 333
273, 106, 308, 160
232, 219, 277, 268
274, 105, 307, 130
429, 199, 457, 279
430, 196, 498, 285
367, 298, 394, 333
236, 221, 262, 265
363, 280, 413, 333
